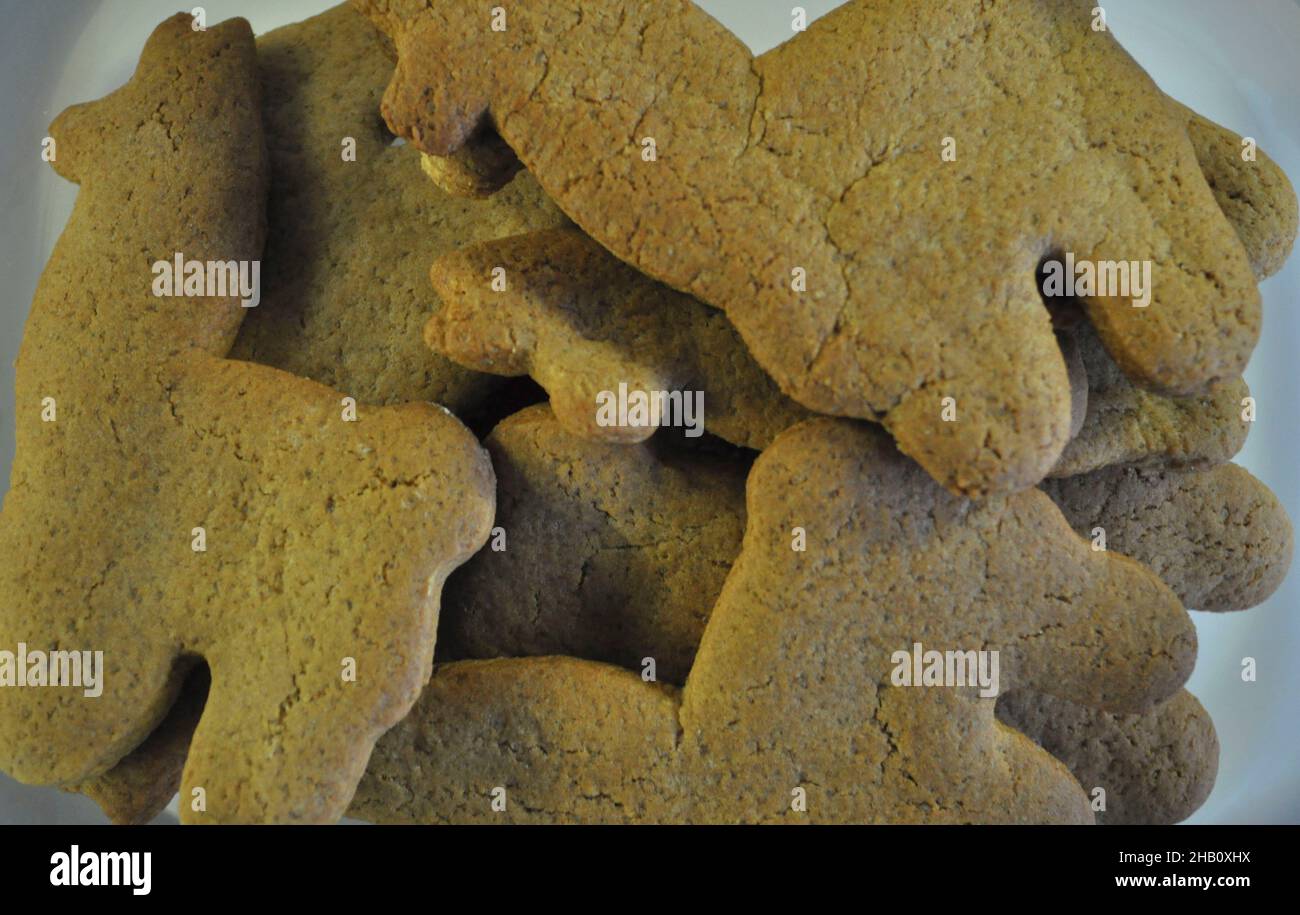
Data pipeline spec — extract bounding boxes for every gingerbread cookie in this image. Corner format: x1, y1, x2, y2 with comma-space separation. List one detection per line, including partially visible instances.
438, 404, 748, 683
997, 689, 1218, 825
420, 132, 524, 199
0, 14, 495, 824
349, 417, 1193, 823
228, 3, 568, 411
1051, 321, 1250, 478
360, 0, 1262, 497
428, 229, 810, 449
427, 407, 1247, 824
80, 416, 1259, 824
1044, 462, 1293, 613
1049, 99, 1297, 477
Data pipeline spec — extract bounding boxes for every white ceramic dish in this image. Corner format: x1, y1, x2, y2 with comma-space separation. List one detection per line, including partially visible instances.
0, 0, 1296, 824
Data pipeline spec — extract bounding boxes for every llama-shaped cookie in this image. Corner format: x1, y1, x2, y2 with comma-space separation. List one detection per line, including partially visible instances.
0, 14, 495, 824
358, 0, 1265, 497
350, 417, 1196, 823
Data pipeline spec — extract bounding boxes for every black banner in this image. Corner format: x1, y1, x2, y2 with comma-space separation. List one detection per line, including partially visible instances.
1, 825, 1286, 900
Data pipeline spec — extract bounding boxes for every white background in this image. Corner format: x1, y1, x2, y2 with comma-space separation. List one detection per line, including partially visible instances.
0, 0, 1296, 824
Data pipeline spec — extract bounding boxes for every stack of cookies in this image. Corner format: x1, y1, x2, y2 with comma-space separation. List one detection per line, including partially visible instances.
1, 2, 1295, 825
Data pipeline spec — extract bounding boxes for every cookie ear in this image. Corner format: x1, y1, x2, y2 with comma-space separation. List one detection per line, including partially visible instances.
46, 101, 101, 184
383, 18, 492, 155
1177, 101, 1300, 280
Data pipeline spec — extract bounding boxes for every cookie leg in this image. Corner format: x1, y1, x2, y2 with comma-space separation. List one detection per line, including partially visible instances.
1070, 187, 1259, 398
419, 130, 522, 198
68, 665, 208, 825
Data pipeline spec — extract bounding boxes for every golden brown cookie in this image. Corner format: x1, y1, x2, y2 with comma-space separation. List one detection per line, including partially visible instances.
359, 0, 1263, 498
1179, 101, 1299, 280
997, 689, 1218, 825
1044, 463, 1293, 613
65, 668, 209, 826
428, 228, 811, 449
1046, 101, 1295, 477
349, 417, 1194, 823
0, 13, 495, 824
419, 132, 524, 199
85, 412, 1250, 824
228, 3, 568, 410
1051, 321, 1250, 477
437, 404, 748, 684
428, 407, 1247, 824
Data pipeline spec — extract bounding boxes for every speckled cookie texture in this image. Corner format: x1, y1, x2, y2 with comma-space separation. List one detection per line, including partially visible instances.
1178, 102, 1299, 281
997, 689, 1218, 825
349, 417, 1194, 823
1047, 101, 1297, 478
66, 669, 209, 825
1044, 463, 1294, 614
1050, 321, 1250, 478
428, 229, 811, 450
228, 3, 569, 410
420, 133, 524, 199
431, 407, 1256, 823
438, 404, 747, 684
358, 0, 1264, 498
0, 14, 496, 824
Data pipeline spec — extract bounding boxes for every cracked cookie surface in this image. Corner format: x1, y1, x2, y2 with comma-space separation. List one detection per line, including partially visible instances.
360, 0, 1262, 497
0, 14, 495, 824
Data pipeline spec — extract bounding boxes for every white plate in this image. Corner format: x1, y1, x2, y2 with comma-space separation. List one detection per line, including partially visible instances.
0, 0, 1297, 824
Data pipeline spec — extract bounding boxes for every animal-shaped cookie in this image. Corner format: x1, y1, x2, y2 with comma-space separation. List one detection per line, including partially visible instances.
75, 411, 1269, 825
358, 0, 1263, 497
428, 229, 810, 449
0, 14, 495, 824
348, 417, 1194, 823
430, 407, 1262, 823
228, 3, 568, 411
1177, 102, 1298, 280
1048, 102, 1297, 476
425, 232, 1252, 471
67, 669, 209, 825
